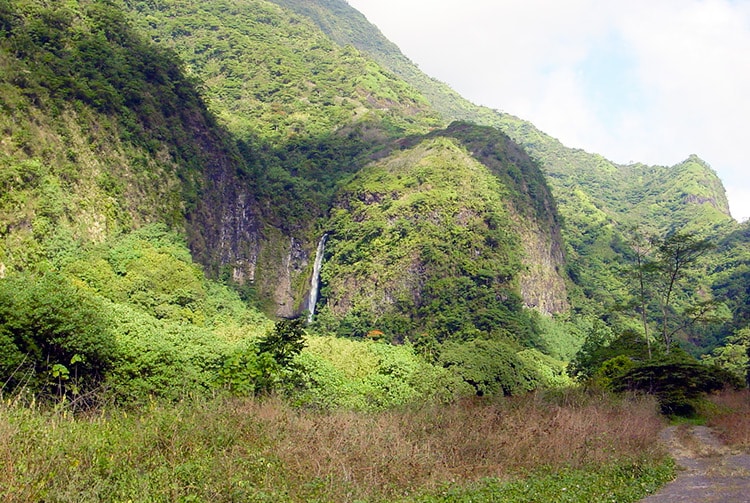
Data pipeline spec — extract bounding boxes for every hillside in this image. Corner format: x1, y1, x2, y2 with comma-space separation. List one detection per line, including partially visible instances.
0, 0, 745, 368
275, 0, 735, 231
279, 0, 749, 352
115, 0, 572, 327
2, 1, 749, 499
0, 0, 574, 344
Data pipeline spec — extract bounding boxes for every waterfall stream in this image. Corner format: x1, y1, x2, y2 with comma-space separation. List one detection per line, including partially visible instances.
307, 234, 328, 323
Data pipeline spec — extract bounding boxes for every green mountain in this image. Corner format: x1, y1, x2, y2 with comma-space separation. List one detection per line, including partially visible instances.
120, 0, 570, 327
0, 0, 747, 398
274, 0, 734, 229
0, 0, 567, 334
275, 0, 748, 351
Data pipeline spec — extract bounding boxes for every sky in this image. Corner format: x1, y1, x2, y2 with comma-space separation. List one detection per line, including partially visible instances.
346, 0, 750, 222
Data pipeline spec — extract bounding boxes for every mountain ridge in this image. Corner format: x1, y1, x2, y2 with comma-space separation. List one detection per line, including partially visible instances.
0, 0, 747, 359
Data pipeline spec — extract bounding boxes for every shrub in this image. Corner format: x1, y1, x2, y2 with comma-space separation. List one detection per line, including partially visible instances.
106, 303, 232, 403
439, 338, 540, 396
0, 272, 115, 398
292, 336, 471, 410
611, 353, 742, 415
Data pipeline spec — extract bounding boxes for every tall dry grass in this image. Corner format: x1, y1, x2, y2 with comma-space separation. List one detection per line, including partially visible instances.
240, 390, 665, 500
0, 390, 667, 502
707, 389, 750, 450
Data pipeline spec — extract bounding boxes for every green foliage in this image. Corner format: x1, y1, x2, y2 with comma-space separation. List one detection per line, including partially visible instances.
320, 135, 536, 343
0, 271, 115, 397
2, 0, 747, 422
611, 352, 741, 416
567, 317, 620, 381
299, 0, 745, 359
0, 0, 235, 274
121, 0, 442, 233
701, 327, 750, 387
516, 348, 572, 387
218, 318, 308, 396
218, 344, 280, 395
125, 0, 439, 145
106, 303, 233, 402
257, 318, 307, 368
590, 355, 636, 390
438, 338, 540, 396
649, 231, 715, 351
65, 226, 272, 402
293, 335, 471, 409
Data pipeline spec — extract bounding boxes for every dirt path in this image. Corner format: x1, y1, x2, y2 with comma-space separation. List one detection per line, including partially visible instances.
640, 425, 750, 502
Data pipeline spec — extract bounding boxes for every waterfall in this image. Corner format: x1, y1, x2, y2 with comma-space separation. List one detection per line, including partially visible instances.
307, 234, 328, 323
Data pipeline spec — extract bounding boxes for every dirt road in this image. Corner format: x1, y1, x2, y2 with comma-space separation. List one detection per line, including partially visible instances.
640, 425, 750, 502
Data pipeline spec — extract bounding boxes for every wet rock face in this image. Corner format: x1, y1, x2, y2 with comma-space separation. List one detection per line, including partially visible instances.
274, 236, 310, 318
517, 221, 568, 315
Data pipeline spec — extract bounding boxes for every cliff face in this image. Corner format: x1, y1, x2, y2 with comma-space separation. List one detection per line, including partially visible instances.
0, 0, 573, 329
424, 122, 569, 315
316, 122, 569, 340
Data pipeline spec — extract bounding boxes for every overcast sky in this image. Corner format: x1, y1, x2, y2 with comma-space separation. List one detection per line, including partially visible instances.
346, 0, 750, 222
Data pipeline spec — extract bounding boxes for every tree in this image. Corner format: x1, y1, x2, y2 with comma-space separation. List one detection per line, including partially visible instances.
568, 327, 652, 382
702, 327, 750, 387
628, 230, 654, 358
651, 232, 714, 352
438, 338, 539, 396
625, 230, 714, 355
220, 318, 307, 395
257, 318, 307, 369
612, 352, 740, 415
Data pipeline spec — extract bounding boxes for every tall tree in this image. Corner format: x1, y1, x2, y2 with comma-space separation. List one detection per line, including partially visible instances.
651, 232, 714, 353
628, 230, 654, 359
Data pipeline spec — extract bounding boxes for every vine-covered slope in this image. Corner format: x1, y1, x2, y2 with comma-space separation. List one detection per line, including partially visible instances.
279, 0, 749, 352
1, 0, 746, 360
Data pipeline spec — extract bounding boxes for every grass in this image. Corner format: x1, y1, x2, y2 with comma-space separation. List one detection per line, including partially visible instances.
706, 389, 750, 451
0, 390, 673, 502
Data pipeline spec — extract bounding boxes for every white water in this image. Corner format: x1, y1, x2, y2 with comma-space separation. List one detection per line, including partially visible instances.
307, 234, 328, 323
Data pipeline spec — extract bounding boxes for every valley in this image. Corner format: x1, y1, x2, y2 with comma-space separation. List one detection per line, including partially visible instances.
0, 0, 748, 500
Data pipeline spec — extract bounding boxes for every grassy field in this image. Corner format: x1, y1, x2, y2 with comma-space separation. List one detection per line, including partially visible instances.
707, 389, 750, 451
0, 390, 673, 502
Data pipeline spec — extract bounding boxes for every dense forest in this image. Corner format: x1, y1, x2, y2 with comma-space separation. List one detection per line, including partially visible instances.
1, 0, 749, 501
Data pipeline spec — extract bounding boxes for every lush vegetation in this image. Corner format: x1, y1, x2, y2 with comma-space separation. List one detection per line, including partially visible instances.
287, 0, 750, 360
0, 0, 212, 273
0, 391, 673, 502
1, 0, 749, 500
319, 137, 527, 340
123, 0, 442, 233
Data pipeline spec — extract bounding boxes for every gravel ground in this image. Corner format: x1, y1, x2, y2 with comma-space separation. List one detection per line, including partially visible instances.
640, 425, 750, 502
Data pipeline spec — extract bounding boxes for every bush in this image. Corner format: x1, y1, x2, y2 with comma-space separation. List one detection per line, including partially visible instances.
611, 353, 742, 416
439, 338, 540, 396
0, 272, 115, 398
292, 336, 471, 410
105, 303, 233, 403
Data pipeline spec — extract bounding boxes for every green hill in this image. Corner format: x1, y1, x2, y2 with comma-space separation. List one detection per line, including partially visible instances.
1, 1, 745, 498
275, 0, 748, 353
0, 0, 748, 403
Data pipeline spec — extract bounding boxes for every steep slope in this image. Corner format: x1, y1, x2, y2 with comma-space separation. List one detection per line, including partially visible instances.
121, 0, 448, 315
120, 0, 571, 324
280, 0, 744, 324
126, 0, 440, 146
319, 135, 538, 344
417, 122, 568, 315
277, 0, 735, 233
268, 0, 479, 124
0, 0, 218, 272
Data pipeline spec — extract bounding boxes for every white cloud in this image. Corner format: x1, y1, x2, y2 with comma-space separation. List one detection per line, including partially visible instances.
347, 0, 750, 221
